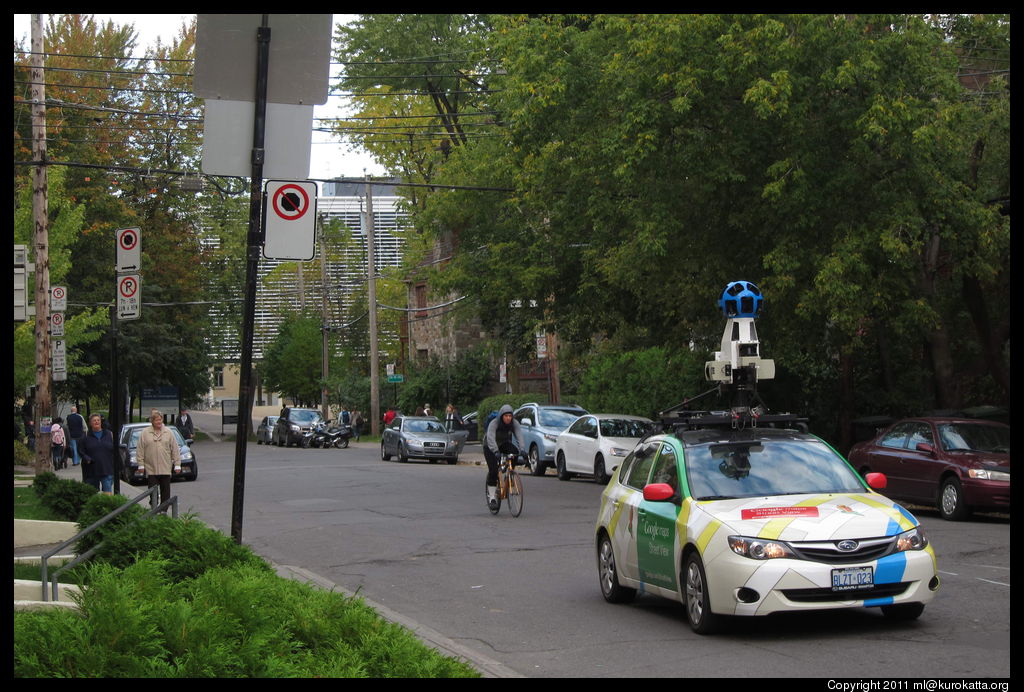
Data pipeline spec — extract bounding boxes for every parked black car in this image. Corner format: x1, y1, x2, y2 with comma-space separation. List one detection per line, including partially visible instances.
273, 408, 323, 447
119, 422, 198, 485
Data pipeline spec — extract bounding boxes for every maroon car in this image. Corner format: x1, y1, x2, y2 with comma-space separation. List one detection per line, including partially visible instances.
848, 417, 1010, 520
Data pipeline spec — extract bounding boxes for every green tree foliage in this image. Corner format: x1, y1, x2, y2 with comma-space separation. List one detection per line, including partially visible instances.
14, 15, 214, 409
259, 314, 325, 406
397, 14, 1008, 444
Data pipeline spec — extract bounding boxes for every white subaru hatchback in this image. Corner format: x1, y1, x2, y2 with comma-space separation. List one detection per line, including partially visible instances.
595, 426, 939, 633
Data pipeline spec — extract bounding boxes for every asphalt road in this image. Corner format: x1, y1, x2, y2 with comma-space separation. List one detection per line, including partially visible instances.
169, 422, 1010, 679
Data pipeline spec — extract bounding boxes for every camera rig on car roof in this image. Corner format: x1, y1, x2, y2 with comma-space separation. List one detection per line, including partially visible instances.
658, 281, 808, 435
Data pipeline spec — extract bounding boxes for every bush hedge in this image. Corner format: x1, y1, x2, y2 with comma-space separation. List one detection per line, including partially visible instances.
32, 473, 98, 521
14, 516, 480, 677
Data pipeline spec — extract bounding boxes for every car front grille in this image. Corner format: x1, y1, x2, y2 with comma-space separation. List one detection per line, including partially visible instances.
789, 536, 896, 564
782, 582, 910, 603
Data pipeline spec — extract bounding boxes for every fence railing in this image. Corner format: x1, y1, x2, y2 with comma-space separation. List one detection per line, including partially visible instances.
40, 487, 178, 601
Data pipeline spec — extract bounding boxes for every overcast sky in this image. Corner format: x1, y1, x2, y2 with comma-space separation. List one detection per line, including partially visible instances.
14, 13, 384, 180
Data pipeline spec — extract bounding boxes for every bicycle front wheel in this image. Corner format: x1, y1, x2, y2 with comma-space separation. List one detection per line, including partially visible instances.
506, 470, 524, 517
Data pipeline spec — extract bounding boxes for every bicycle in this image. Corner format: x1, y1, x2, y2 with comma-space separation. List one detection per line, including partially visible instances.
486, 450, 524, 517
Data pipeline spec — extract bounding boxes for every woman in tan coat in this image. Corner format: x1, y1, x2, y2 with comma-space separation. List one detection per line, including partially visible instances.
137, 409, 181, 506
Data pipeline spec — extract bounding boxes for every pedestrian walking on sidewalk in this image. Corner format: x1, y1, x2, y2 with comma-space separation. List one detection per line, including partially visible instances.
80, 413, 115, 494
66, 406, 86, 466
50, 418, 66, 470
175, 408, 195, 441
137, 409, 181, 507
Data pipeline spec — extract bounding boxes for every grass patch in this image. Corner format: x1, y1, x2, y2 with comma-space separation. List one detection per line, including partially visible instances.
13, 486, 65, 522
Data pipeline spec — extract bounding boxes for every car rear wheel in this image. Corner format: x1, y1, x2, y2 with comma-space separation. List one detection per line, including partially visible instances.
597, 534, 635, 604
939, 476, 971, 521
684, 552, 721, 634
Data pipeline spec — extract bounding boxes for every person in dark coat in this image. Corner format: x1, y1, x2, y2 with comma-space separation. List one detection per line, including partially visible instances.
175, 409, 195, 440
80, 413, 115, 494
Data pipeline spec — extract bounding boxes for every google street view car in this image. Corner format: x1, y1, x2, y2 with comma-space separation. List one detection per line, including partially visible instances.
595, 282, 939, 633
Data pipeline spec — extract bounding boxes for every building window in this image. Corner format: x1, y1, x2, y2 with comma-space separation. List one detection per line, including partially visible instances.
213, 366, 225, 389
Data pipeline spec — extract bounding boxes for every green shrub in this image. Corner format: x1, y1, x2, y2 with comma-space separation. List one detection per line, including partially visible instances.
75, 493, 147, 555
14, 558, 481, 678
95, 514, 271, 581
32, 471, 60, 498
14, 440, 34, 465
39, 477, 98, 521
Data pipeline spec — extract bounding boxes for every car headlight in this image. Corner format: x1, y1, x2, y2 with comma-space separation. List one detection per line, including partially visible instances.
407, 439, 423, 449
609, 447, 631, 457
543, 433, 559, 443
727, 536, 796, 560
968, 468, 1010, 482
894, 526, 929, 553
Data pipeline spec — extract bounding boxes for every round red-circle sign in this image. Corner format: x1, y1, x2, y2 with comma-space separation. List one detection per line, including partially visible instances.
52, 286, 66, 300
272, 184, 310, 221
51, 312, 64, 326
118, 228, 139, 251
119, 276, 138, 298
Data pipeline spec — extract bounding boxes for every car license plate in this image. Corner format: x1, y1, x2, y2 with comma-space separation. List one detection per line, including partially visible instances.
831, 566, 874, 591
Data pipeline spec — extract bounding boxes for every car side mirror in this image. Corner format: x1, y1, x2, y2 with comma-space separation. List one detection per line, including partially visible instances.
643, 483, 676, 502
865, 472, 887, 490
915, 442, 936, 456
521, 417, 533, 427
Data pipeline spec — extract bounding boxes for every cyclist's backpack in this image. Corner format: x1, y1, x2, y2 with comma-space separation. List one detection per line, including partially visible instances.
485, 410, 500, 429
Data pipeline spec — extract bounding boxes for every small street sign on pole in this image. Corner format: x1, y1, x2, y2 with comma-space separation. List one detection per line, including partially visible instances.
116, 227, 141, 272
49, 311, 65, 337
50, 285, 67, 311
117, 274, 141, 320
263, 179, 318, 260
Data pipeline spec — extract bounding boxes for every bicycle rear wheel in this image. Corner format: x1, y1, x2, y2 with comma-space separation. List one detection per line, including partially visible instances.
506, 470, 524, 517
486, 476, 500, 515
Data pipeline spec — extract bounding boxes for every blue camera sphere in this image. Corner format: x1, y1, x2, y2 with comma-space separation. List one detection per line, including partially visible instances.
719, 281, 763, 318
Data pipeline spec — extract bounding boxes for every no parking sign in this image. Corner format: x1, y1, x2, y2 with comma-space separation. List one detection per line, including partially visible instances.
263, 180, 317, 260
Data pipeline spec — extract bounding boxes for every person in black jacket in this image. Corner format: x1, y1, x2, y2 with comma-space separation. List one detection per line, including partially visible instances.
80, 413, 115, 494
175, 409, 195, 441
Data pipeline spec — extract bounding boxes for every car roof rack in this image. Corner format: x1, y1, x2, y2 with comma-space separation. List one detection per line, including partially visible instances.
659, 408, 809, 435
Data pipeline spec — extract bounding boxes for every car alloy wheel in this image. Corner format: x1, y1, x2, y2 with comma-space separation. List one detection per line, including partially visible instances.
598, 534, 635, 603
939, 476, 970, 521
684, 553, 720, 634
529, 445, 545, 476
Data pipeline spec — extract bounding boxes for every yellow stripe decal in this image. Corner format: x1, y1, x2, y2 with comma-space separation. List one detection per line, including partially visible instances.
696, 518, 721, 553
758, 495, 832, 539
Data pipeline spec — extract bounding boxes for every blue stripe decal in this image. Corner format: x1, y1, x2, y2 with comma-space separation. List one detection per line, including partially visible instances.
875, 552, 907, 584
894, 504, 918, 526
864, 596, 895, 607
885, 518, 902, 537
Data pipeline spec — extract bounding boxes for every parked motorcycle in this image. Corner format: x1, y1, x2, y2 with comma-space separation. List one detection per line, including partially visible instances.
302, 420, 352, 449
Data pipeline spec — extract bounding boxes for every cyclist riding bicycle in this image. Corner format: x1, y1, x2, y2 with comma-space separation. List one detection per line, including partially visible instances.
484, 405, 526, 511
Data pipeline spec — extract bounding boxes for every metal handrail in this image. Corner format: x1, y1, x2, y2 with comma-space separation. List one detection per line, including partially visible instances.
40, 487, 179, 601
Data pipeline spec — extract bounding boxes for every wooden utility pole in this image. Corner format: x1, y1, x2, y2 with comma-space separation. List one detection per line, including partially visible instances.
31, 14, 52, 473
366, 178, 380, 436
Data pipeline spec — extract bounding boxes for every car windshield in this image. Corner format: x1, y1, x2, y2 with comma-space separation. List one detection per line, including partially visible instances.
405, 419, 446, 433
600, 419, 651, 438
289, 410, 321, 424
938, 423, 1010, 453
538, 409, 584, 429
126, 426, 185, 449
684, 438, 866, 501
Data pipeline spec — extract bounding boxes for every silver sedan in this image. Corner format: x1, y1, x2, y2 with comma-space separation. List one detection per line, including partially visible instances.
381, 416, 468, 465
